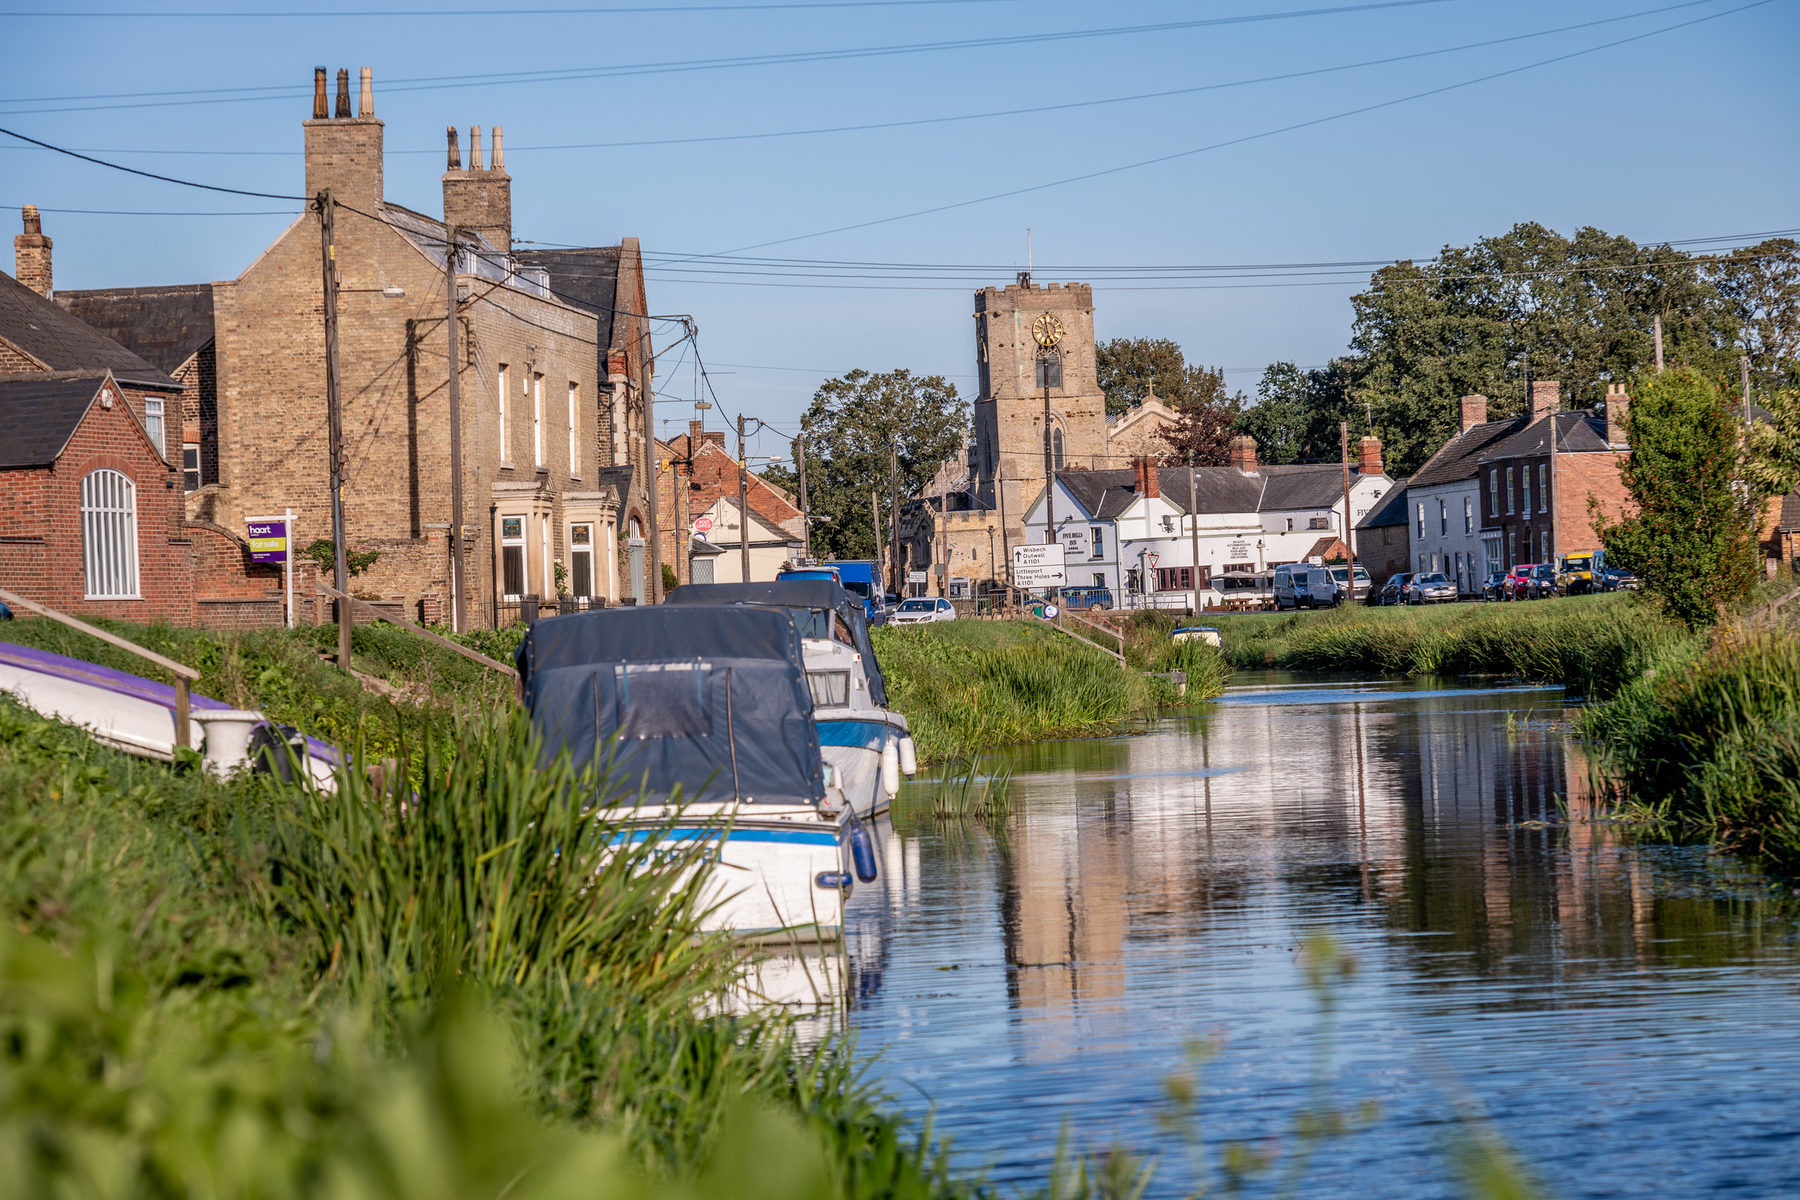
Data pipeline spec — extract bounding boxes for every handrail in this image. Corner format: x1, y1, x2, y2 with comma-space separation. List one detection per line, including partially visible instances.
0, 585, 198, 749
314, 582, 519, 679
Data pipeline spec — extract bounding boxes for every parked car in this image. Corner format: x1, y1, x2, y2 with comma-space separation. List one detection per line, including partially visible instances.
1502, 565, 1536, 601
1407, 572, 1457, 604
1171, 625, 1222, 648
1599, 565, 1641, 591
1526, 563, 1559, 599
1059, 585, 1115, 611
1481, 571, 1507, 602
889, 597, 957, 624
1273, 564, 1340, 610
1556, 552, 1599, 595
1377, 572, 1416, 606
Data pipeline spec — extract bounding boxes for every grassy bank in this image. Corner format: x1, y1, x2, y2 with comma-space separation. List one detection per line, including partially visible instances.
873, 619, 1224, 762
1207, 593, 1685, 698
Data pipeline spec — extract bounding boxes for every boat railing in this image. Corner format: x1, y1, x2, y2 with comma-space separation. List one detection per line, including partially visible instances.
0, 585, 200, 749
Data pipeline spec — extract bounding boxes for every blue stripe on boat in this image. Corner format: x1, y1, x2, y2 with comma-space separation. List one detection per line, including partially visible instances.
610, 827, 843, 847
815, 719, 891, 750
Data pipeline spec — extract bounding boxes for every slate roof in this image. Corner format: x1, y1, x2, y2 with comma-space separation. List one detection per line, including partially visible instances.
1356, 477, 1411, 530
55, 283, 213, 374
514, 246, 621, 352
1407, 417, 1530, 491
0, 375, 105, 468
1780, 489, 1800, 532
380, 204, 510, 284
1056, 462, 1374, 519
1482, 410, 1613, 460
593, 464, 639, 512
0, 272, 175, 389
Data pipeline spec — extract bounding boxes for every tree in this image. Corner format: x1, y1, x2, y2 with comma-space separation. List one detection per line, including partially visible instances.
1236, 359, 1358, 464
1096, 338, 1233, 417
791, 369, 967, 561
1706, 237, 1800, 387
1157, 363, 1242, 467
1597, 368, 1761, 629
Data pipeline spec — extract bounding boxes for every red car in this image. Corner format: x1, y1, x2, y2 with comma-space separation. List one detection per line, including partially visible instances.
1503, 565, 1536, 601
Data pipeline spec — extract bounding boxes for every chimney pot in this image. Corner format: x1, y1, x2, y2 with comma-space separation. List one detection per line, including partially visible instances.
334, 68, 351, 119
312, 67, 328, 119
492, 125, 504, 172
1530, 380, 1561, 421
1358, 434, 1384, 476
358, 67, 373, 118
445, 125, 461, 171
469, 125, 484, 171
1459, 393, 1488, 434
14, 204, 52, 297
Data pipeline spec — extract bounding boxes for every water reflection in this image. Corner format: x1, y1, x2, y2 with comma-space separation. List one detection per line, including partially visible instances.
839, 674, 1800, 1198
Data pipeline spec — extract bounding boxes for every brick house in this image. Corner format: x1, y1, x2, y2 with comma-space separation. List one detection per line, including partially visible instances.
1474, 382, 1633, 573
654, 420, 804, 584
1353, 478, 1411, 586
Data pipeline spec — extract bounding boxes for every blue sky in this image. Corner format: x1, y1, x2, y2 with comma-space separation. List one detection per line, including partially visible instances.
2, 0, 1796, 457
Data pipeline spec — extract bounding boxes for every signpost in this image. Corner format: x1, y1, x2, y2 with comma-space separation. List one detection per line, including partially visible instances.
246, 510, 297, 628
693, 514, 714, 538
1012, 543, 1067, 591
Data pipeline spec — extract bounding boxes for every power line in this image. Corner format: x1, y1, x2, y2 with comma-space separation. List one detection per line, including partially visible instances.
0, 0, 1718, 156
0, 124, 305, 200
678, 0, 1775, 259
21, 0, 1036, 15
0, 0, 1467, 116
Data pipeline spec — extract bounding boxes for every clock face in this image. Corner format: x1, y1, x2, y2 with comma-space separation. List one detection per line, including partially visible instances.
1032, 312, 1065, 348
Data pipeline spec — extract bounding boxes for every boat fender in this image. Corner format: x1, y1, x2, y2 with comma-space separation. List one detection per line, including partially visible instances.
815, 872, 854, 892
848, 812, 879, 883
881, 739, 902, 797
897, 734, 917, 776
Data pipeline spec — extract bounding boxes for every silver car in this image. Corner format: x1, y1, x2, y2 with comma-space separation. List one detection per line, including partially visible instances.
889, 597, 957, 624
1407, 572, 1457, 604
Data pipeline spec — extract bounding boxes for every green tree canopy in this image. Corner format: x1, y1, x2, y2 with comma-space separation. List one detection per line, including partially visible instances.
1236, 359, 1359, 464
1096, 337, 1234, 417
1157, 363, 1243, 467
789, 369, 967, 561
1598, 368, 1762, 628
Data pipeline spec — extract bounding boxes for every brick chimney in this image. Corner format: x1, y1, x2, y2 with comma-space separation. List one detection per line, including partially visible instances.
1229, 434, 1258, 475
1530, 380, 1561, 422
1357, 434, 1384, 476
442, 122, 513, 258
1605, 383, 1630, 447
13, 205, 51, 296
1133, 455, 1161, 498
1459, 393, 1487, 433
303, 66, 384, 211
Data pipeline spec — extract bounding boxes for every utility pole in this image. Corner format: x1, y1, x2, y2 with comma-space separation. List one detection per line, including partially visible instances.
870, 489, 885, 588
888, 442, 902, 597
1188, 460, 1201, 616
737, 413, 750, 583
938, 458, 950, 597
1741, 353, 1752, 423
643, 320, 665, 603
317, 189, 351, 669
444, 224, 466, 633
1339, 421, 1359, 604
795, 432, 811, 559
1653, 313, 1665, 374
995, 467, 1010, 595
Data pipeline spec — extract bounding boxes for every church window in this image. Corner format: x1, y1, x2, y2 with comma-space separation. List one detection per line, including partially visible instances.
1051, 425, 1065, 471
1035, 352, 1062, 389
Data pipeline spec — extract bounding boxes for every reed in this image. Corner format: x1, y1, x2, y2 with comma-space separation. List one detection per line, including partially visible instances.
920, 756, 1015, 822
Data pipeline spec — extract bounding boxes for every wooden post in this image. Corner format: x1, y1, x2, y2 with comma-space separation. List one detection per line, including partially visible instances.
445, 223, 467, 633
317, 189, 352, 669
737, 413, 750, 583
795, 433, 810, 559
1339, 422, 1359, 603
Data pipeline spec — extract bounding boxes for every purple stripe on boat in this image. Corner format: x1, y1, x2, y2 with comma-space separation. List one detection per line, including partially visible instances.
0, 641, 341, 767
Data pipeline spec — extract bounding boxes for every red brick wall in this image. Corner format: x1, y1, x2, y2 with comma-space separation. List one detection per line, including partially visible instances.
1553, 450, 1633, 556
0, 388, 194, 623
0, 337, 43, 371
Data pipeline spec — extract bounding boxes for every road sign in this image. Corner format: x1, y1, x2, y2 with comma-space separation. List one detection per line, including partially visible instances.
1012, 542, 1067, 589
906, 569, 928, 584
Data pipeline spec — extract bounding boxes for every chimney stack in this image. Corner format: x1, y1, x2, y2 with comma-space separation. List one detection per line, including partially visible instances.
13, 205, 51, 297
1605, 384, 1630, 447
1459, 393, 1487, 434
1530, 380, 1561, 422
303, 66, 385, 209
1229, 434, 1259, 475
442, 122, 513, 257
1358, 434, 1384, 476
1132, 455, 1160, 498
689, 418, 706, 444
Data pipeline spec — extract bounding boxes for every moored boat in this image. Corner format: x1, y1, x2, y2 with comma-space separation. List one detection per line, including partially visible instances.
665, 580, 916, 818
516, 605, 875, 941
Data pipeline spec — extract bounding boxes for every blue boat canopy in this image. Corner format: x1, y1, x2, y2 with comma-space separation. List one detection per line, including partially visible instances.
665, 580, 889, 707
517, 606, 826, 806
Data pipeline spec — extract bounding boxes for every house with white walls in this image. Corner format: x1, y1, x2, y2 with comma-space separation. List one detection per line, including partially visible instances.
1019, 435, 1394, 608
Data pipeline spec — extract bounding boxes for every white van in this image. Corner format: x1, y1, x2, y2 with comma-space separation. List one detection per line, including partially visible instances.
1272, 564, 1339, 610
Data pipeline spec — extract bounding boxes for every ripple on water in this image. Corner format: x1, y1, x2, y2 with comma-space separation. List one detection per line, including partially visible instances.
835, 673, 1800, 1198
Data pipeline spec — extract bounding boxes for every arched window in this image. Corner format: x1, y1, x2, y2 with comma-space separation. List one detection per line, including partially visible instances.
81, 469, 139, 599
1051, 425, 1066, 472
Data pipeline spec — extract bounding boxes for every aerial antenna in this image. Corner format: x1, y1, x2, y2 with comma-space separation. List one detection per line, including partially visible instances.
1027, 227, 1032, 277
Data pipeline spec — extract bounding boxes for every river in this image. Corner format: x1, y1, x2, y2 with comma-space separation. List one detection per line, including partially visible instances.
823, 673, 1800, 1197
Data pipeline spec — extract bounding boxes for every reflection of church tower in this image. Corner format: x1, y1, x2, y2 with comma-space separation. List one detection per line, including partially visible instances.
971, 278, 1110, 547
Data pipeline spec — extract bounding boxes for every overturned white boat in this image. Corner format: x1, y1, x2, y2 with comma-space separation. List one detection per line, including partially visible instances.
665, 580, 916, 819
516, 605, 879, 941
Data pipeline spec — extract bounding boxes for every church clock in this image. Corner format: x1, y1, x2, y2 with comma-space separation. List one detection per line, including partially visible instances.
1031, 312, 1065, 349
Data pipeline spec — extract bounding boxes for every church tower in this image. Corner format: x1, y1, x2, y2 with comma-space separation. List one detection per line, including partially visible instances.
970, 278, 1109, 544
